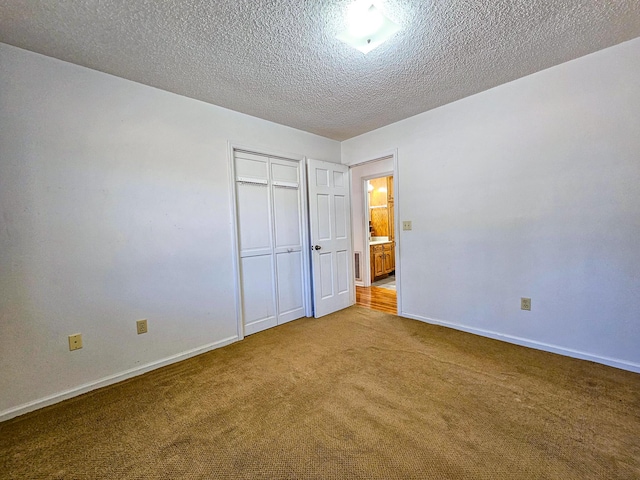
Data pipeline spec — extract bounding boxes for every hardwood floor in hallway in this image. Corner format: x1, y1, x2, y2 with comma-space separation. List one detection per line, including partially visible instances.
355, 286, 397, 315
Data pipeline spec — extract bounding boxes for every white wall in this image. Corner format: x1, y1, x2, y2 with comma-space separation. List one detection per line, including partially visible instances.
0, 43, 340, 419
342, 38, 640, 372
350, 158, 394, 285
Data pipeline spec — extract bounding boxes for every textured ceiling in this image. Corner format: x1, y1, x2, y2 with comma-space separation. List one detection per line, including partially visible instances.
1, 1, 640, 141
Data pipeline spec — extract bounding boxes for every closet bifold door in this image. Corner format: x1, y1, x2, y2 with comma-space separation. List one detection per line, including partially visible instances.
270, 158, 304, 324
234, 151, 305, 336
235, 152, 277, 335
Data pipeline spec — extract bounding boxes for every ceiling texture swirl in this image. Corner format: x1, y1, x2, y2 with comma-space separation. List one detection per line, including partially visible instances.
1, 0, 639, 140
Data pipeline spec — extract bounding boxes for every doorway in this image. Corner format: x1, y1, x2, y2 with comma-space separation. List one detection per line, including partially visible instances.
367, 175, 395, 289
349, 156, 399, 315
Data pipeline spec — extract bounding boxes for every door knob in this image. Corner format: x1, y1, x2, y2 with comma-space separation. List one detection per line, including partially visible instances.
314, 245, 322, 250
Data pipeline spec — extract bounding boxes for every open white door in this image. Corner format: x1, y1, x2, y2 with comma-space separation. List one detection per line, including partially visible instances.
307, 159, 354, 317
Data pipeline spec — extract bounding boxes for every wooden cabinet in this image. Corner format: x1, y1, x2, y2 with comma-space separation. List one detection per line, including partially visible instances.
370, 242, 395, 281
368, 176, 394, 240
383, 243, 395, 273
372, 244, 384, 278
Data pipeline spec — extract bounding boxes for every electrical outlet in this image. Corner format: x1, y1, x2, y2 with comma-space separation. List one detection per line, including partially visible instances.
68, 334, 83, 351
402, 221, 412, 231
136, 319, 148, 335
521, 298, 531, 311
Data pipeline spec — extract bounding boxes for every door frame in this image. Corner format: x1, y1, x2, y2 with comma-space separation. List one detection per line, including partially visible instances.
348, 150, 401, 315
227, 142, 313, 341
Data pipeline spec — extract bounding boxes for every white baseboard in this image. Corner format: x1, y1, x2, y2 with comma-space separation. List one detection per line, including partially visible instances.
401, 311, 640, 374
0, 335, 239, 423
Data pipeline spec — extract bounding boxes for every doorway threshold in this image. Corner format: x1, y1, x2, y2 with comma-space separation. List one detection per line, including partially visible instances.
355, 286, 397, 315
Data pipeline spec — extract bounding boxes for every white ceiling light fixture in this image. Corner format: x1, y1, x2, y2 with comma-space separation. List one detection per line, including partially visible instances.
337, 2, 400, 54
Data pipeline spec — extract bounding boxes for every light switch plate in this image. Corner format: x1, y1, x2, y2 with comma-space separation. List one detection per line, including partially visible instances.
402, 221, 412, 231
68, 333, 82, 351
521, 298, 531, 311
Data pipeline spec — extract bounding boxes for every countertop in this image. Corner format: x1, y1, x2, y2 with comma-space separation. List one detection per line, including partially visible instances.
370, 240, 393, 246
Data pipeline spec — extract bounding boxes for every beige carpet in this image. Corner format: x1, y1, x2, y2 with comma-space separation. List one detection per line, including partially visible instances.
1, 306, 639, 479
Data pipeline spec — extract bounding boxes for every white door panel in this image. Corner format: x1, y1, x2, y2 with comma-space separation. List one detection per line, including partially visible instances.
336, 249, 349, 294
276, 251, 305, 323
334, 195, 347, 239
333, 169, 346, 188
316, 194, 332, 240
241, 255, 277, 335
235, 152, 269, 178
273, 186, 301, 248
271, 162, 299, 183
236, 182, 271, 253
319, 252, 334, 299
308, 159, 353, 317
315, 167, 329, 186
